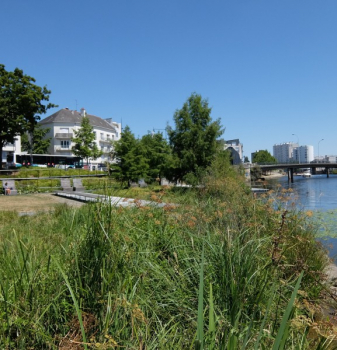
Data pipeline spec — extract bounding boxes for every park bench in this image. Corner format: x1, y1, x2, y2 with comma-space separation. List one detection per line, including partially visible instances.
73, 178, 85, 192
2, 180, 18, 195
60, 178, 72, 191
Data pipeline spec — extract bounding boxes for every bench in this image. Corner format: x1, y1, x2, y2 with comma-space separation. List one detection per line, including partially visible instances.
2, 180, 18, 195
60, 178, 72, 191
73, 178, 85, 192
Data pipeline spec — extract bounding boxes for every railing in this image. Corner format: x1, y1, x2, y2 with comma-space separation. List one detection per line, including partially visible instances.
99, 137, 113, 143
55, 146, 71, 152
55, 133, 73, 139
253, 161, 337, 166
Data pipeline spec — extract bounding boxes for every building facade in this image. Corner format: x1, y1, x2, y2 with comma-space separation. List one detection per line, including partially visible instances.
273, 142, 314, 163
2, 137, 21, 165
39, 108, 121, 167
316, 155, 337, 163
223, 139, 243, 163
273, 142, 297, 163
293, 145, 314, 163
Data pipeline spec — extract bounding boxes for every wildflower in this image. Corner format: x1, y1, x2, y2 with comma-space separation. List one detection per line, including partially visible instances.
216, 210, 223, 218
187, 220, 196, 228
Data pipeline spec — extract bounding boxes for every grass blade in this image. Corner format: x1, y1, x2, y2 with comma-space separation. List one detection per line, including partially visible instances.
272, 271, 304, 350
53, 257, 88, 350
196, 244, 205, 350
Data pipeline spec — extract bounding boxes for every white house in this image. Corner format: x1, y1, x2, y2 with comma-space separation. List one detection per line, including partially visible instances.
2, 136, 21, 165
39, 108, 121, 167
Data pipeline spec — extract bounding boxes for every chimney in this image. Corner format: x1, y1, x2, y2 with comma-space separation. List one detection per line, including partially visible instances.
80, 108, 86, 117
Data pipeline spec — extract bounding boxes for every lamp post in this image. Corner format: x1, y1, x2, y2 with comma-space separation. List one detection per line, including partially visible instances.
292, 133, 300, 164
318, 139, 324, 163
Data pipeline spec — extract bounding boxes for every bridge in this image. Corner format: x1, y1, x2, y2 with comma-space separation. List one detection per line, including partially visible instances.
258, 162, 337, 183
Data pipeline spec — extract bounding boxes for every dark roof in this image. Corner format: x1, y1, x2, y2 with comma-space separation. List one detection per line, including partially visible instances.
40, 108, 116, 131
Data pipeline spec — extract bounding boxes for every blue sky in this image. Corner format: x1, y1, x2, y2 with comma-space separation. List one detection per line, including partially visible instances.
1, 0, 336, 159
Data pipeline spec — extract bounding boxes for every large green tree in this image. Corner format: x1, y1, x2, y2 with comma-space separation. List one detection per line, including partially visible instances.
252, 150, 277, 164
111, 126, 149, 185
71, 116, 103, 165
166, 93, 223, 183
0, 64, 56, 168
21, 125, 51, 154
140, 132, 173, 181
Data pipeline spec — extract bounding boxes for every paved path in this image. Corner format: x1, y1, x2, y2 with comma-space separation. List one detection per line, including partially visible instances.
54, 191, 169, 208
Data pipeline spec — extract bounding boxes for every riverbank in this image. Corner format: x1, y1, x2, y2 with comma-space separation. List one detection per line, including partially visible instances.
0, 178, 336, 348
260, 172, 286, 179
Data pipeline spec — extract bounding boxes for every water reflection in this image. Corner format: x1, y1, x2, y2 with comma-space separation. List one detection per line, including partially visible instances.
263, 174, 337, 262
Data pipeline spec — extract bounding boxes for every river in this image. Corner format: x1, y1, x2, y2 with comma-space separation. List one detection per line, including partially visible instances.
264, 174, 337, 262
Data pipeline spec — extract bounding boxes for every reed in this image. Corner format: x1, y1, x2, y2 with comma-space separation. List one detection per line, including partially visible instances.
0, 163, 332, 348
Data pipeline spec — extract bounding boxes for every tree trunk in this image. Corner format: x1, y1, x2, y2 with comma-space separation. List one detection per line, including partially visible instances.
0, 143, 3, 170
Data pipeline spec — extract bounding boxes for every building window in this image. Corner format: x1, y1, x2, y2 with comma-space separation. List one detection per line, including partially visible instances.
100, 133, 104, 140
61, 140, 70, 149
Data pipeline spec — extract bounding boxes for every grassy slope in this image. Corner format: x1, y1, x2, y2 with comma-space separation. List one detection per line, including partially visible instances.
0, 173, 334, 349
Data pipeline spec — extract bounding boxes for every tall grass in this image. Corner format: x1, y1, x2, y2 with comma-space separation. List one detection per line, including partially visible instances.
0, 163, 333, 348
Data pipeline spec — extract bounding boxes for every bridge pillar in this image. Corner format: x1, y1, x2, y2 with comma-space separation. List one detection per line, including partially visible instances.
326, 167, 330, 178
311, 167, 316, 175
288, 168, 294, 183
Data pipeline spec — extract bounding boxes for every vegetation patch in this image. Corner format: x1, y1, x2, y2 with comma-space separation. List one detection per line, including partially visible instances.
0, 158, 334, 349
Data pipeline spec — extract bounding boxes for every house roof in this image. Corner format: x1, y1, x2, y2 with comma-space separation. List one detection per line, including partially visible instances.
40, 108, 117, 132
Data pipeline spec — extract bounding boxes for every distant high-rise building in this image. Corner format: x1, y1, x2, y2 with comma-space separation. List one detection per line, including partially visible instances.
273, 142, 297, 163
293, 145, 314, 163
273, 142, 314, 163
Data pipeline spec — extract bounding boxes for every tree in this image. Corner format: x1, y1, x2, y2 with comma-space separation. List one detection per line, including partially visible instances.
166, 93, 223, 183
111, 126, 149, 185
71, 116, 103, 165
140, 132, 172, 181
252, 150, 277, 164
0, 64, 56, 169
21, 125, 51, 154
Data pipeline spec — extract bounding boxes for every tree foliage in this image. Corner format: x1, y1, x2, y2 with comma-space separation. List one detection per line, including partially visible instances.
21, 125, 51, 154
0, 64, 56, 168
166, 93, 223, 183
140, 132, 172, 181
71, 116, 102, 164
111, 126, 149, 184
111, 127, 172, 185
252, 150, 277, 164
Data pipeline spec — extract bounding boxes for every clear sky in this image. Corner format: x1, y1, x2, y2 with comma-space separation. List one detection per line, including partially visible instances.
1, 0, 336, 160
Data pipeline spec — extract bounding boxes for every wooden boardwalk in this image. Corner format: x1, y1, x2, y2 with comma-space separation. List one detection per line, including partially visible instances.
54, 191, 169, 208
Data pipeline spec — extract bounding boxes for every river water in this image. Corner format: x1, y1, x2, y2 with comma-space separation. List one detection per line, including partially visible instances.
265, 174, 337, 261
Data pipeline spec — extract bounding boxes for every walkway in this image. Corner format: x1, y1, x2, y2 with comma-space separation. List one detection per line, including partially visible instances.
54, 191, 169, 208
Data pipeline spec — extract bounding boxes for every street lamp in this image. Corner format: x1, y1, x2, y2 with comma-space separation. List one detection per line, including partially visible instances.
292, 133, 300, 164
318, 139, 324, 163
